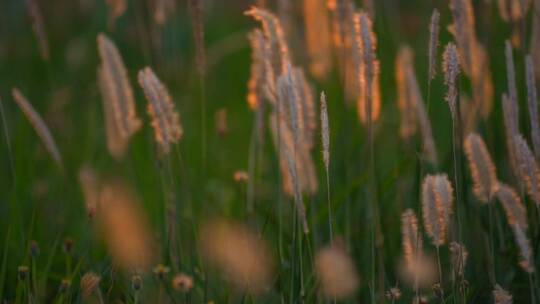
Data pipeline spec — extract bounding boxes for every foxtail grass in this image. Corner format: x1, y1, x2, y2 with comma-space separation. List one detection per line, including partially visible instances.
97, 33, 142, 160
320, 92, 333, 241
11, 88, 62, 168
428, 9, 440, 83
421, 174, 453, 299
526, 54, 540, 160
138, 66, 183, 155
515, 135, 540, 205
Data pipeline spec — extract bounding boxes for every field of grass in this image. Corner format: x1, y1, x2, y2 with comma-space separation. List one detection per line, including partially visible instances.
1, 0, 540, 303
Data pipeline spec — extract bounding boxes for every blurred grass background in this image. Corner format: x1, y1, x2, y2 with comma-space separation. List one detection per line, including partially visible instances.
0, 0, 538, 302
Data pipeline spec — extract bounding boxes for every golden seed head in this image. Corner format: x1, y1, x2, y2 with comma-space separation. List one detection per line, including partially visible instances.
421, 174, 454, 246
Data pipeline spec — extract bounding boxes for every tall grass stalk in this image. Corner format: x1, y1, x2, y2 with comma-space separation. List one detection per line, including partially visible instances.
487, 200, 496, 284
444, 42, 469, 302
435, 245, 444, 302
426, 8, 440, 115
289, 204, 298, 301
320, 92, 333, 241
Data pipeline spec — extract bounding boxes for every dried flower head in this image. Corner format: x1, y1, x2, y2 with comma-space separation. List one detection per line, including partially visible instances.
276, 69, 299, 136
12, 88, 63, 167
395, 46, 438, 163
353, 11, 381, 125
525, 55, 540, 160
138, 67, 183, 155
245, 7, 290, 77
320, 91, 330, 171
496, 183, 528, 230
269, 113, 314, 233
401, 209, 423, 268
428, 9, 440, 80
443, 43, 460, 119
269, 113, 318, 197
328, 0, 356, 103
396, 46, 416, 138
449, 0, 493, 118
422, 174, 454, 246
512, 225, 535, 273
515, 135, 540, 205
448, 0, 477, 77
315, 243, 359, 299
463, 133, 499, 202
400, 210, 436, 288
97, 33, 142, 159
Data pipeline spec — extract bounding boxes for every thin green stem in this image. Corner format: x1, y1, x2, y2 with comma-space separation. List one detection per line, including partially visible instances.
325, 170, 333, 242
488, 202, 496, 285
